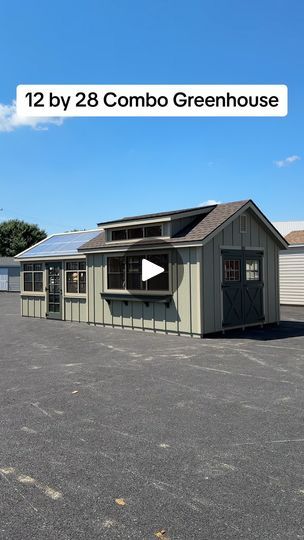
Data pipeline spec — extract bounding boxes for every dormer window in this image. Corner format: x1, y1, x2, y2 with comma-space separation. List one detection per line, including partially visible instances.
111, 224, 163, 242
128, 227, 144, 239
145, 225, 162, 237
112, 229, 127, 241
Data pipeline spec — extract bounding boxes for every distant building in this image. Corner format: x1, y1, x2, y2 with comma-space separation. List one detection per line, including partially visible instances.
273, 221, 304, 306
0, 257, 20, 292
273, 220, 304, 237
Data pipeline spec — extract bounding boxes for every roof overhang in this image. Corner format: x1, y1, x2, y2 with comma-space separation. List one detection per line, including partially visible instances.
16, 254, 87, 262
97, 206, 215, 229
81, 241, 203, 255
200, 200, 289, 250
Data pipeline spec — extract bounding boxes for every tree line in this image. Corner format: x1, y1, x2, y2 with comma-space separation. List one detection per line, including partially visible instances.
0, 219, 46, 257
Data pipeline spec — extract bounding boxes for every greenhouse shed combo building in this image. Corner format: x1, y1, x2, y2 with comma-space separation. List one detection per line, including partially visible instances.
16, 200, 287, 337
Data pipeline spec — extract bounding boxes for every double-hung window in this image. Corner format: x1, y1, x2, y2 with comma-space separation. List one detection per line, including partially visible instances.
107, 253, 169, 292
107, 257, 126, 289
66, 261, 86, 294
23, 263, 43, 292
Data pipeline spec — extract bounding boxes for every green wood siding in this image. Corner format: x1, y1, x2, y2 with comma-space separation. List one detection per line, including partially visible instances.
21, 295, 45, 318
86, 247, 201, 336
64, 298, 87, 322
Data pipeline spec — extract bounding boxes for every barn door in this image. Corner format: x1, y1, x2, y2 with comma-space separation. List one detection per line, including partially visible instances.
244, 255, 264, 324
222, 252, 243, 327
222, 251, 264, 328
0, 268, 9, 291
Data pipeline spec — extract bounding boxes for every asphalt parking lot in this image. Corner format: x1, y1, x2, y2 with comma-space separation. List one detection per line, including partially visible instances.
1, 293, 304, 540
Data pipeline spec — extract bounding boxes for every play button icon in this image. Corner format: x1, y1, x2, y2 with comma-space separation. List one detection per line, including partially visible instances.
142, 258, 164, 282
124, 237, 184, 297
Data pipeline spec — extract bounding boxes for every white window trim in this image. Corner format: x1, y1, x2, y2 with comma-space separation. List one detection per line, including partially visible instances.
64, 261, 87, 296
21, 263, 45, 295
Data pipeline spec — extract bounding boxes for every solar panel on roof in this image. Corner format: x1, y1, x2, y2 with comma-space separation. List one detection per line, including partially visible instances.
19, 231, 100, 258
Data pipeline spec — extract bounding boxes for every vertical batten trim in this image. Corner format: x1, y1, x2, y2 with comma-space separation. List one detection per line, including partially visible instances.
101, 255, 105, 324
213, 238, 216, 331
176, 250, 179, 334
93, 255, 96, 325
86, 257, 89, 323
188, 247, 192, 335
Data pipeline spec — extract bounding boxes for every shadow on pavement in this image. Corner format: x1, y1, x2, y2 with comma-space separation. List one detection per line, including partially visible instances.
208, 320, 304, 341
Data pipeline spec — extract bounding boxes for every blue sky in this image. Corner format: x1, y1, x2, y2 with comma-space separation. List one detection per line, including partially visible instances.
0, 0, 303, 233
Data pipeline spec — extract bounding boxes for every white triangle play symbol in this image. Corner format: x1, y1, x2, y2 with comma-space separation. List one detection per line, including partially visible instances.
142, 258, 164, 282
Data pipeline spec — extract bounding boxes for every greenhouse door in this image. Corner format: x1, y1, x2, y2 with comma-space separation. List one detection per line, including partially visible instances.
46, 263, 62, 320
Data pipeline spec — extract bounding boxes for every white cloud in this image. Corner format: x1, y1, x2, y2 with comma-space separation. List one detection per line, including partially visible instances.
0, 101, 63, 132
199, 199, 221, 207
274, 155, 301, 168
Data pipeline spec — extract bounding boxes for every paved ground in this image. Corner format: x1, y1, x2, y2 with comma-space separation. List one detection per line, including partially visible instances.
1, 294, 304, 540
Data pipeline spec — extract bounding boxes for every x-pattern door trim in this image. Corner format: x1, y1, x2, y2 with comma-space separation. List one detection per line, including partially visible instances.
222, 250, 264, 328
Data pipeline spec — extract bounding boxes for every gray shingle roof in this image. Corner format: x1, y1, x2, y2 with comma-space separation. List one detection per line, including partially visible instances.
0, 257, 20, 267
175, 200, 249, 242
79, 200, 249, 251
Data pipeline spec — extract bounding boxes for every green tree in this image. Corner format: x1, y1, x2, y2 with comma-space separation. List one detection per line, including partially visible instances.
0, 219, 47, 257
